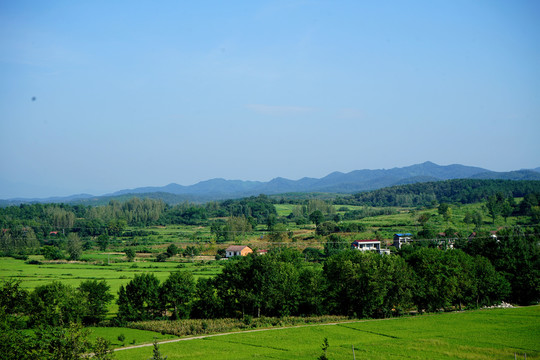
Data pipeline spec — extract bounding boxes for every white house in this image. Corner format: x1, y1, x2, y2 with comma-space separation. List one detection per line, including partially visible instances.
351, 239, 381, 252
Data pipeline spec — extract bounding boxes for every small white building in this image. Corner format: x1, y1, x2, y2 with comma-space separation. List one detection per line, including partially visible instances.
393, 233, 413, 249
351, 240, 381, 252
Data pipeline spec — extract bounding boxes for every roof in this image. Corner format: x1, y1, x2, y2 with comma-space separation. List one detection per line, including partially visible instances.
225, 245, 251, 252
352, 239, 380, 244
394, 233, 412, 237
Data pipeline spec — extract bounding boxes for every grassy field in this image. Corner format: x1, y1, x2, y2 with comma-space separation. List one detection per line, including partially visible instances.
0, 256, 222, 292
88, 327, 176, 348
112, 306, 540, 360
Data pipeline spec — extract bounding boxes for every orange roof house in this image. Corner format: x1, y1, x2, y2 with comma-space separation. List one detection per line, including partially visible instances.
225, 245, 253, 258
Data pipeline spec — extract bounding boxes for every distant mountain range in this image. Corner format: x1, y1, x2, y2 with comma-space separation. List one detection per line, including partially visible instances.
2, 161, 540, 206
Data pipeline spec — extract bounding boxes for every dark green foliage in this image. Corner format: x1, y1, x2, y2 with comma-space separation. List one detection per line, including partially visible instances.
29, 281, 86, 327
41, 245, 64, 260
160, 271, 196, 319
166, 244, 178, 257
93, 336, 115, 360
161, 205, 207, 225
125, 248, 136, 262
0, 279, 29, 329
155, 253, 168, 262
318, 337, 330, 360
117, 273, 162, 322
340, 179, 540, 207
309, 210, 325, 226
0, 321, 109, 360
66, 233, 82, 260
78, 280, 114, 325
97, 234, 110, 251
191, 278, 223, 319
458, 226, 540, 305
220, 194, 277, 224
302, 247, 324, 262
215, 252, 303, 318
323, 234, 349, 257
316, 221, 339, 236
0, 225, 39, 256
323, 250, 414, 318
149, 339, 167, 360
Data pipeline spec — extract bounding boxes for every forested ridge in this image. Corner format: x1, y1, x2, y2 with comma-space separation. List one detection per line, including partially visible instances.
338, 179, 540, 207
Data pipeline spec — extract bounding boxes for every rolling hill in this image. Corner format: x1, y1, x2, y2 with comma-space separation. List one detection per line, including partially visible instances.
2, 161, 540, 205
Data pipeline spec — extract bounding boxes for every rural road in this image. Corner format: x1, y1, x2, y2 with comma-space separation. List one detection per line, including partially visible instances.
113, 318, 396, 352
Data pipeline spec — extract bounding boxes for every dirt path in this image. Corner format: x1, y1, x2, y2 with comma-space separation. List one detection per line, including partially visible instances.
113, 318, 396, 352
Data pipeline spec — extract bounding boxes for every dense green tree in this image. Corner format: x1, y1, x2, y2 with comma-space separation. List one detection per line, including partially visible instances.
297, 265, 325, 315
166, 244, 179, 257
29, 281, 86, 327
323, 234, 349, 257
309, 210, 325, 226
485, 195, 502, 224
323, 250, 414, 318
92, 336, 116, 360
268, 223, 289, 242
0, 226, 40, 256
125, 248, 136, 262
0, 279, 29, 329
215, 252, 302, 318
66, 233, 83, 260
160, 271, 196, 319
41, 245, 64, 260
266, 214, 277, 231
316, 221, 339, 236
472, 256, 511, 307
78, 280, 114, 325
402, 248, 483, 311
117, 273, 161, 321
32, 322, 91, 360
97, 234, 110, 251
302, 247, 324, 262
191, 278, 223, 319
149, 339, 167, 360
438, 203, 451, 222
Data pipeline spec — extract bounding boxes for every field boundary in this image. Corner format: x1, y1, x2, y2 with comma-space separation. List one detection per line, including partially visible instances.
113, 317, 400, 352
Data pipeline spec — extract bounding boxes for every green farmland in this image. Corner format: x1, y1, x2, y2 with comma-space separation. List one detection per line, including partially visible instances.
0, 256, 222, 300
112, 306, 540, 360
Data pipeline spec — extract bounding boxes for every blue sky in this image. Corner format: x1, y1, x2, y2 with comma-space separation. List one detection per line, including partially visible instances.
1, 0, 539, 198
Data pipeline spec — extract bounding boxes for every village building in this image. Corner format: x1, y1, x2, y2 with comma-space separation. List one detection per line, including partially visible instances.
351, 239, 381, 252
351, 240, 391, 255
393, 233, 413, 249
225, 245, 253, 258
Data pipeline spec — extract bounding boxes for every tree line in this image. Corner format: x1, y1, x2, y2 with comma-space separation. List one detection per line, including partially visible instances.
1, 225, 537, 357
337, 179, 540, 207
113, 228, 537, 322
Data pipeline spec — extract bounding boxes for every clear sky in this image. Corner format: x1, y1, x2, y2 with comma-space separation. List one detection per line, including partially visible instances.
1, 0, 539, 198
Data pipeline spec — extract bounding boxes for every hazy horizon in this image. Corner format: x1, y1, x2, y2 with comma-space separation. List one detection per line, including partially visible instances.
2, 160, 539, 199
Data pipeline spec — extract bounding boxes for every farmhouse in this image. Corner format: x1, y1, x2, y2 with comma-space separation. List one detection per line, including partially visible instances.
351, 240, 391, 255
393, 233, 413, 249
351, 239, 381, 252
225, 245, 253, 258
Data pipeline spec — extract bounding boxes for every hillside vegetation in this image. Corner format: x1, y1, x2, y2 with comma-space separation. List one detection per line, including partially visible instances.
1, 179, 539, 358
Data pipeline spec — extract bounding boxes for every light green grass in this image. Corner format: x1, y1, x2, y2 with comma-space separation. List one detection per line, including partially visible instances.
0, 257, 223, 316
88, 327, 176, 348
114, 306, 540, 360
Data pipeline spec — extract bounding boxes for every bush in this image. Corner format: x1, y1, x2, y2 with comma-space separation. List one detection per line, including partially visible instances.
316, 221, 339, 236
155, 253, 168, 262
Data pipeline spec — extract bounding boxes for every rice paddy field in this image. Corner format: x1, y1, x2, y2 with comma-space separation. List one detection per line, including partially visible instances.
112, 306, 540, 360
0, 256, 222, 301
